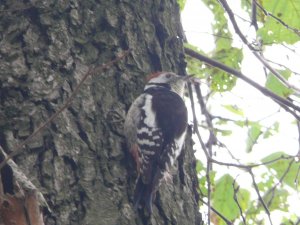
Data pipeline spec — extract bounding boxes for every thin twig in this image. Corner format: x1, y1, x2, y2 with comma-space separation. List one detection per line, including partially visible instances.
232, 180, 246, 224
249, 169, 273, 225
254, 0, 300, 37
200, 198, 232, 225
218, 0, 300, 94
187, 83, 211, 225
187, 83, 198, 134
195, 84, 217, 155
297, 121, 300, 155
206, 159, 211, 225
187, 83, 210, 159
194, 83, 215, 225
0, 49, 131, 170
265, 158, 294, 208
265, 58, 300, 76
184, 47, 300, 118
210, 154, 294, 169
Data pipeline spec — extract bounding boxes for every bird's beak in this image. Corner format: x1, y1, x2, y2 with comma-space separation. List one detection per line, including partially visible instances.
181, 74, 194, 81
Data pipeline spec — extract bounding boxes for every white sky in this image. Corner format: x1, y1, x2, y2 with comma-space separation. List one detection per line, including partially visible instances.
181, 0, 300, 224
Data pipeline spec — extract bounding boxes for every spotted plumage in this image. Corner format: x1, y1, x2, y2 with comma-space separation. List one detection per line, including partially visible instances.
124, 72, 189, 213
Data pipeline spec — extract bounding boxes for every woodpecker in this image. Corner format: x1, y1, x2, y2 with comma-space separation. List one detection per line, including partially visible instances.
124, 71, 190, 213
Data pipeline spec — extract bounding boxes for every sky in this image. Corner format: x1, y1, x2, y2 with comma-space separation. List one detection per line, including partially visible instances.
181, 0, 300, 224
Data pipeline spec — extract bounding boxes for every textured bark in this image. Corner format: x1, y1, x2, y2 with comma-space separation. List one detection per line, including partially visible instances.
0, 149, 46, 225
0, 0, 202, 225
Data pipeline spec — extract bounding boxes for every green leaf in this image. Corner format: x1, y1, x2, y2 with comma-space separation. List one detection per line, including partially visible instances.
257, 172, 275, 191
236, 188, 251, 211
246, 122, 262, 153
177, 0, 187, 11
196, 160, 214, 197
222, 104, 244, 117
219, 129, 232, 136
210, 48, 242, 92
263, 188, 289, 212
184, 44, 207, 79
202, 0, 243, 92
196, 159, 204, 174
281, 214, 299, 224
263, 121, 280, 139
234, 120, 245, 127
257, 1, 300, 44
186, 55, 207, 79
262, 152, 299, 190
212, 174, 240, 223
265, 70, 293, 98
198, 170, 216, 197
210, 72, 237, 92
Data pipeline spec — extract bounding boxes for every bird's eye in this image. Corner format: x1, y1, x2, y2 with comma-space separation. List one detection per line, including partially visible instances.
166, 73, 172, 79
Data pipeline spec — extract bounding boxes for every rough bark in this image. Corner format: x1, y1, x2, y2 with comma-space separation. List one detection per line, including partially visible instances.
0, 0, 202, 224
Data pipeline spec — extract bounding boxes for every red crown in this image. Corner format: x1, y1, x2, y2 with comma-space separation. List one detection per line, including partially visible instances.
146, 71, 166, 82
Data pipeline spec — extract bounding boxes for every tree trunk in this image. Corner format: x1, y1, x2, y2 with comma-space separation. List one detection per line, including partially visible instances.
0, 0, 202, 224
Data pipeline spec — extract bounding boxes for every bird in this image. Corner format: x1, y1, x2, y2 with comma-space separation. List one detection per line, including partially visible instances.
124, 71, 190, 213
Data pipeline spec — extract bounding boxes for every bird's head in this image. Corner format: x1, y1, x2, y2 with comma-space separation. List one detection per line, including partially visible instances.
145, 72, 191, 96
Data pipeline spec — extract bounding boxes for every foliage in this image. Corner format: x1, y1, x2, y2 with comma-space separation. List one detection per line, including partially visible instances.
262, 152, 299, 190
265, 70, 293, 98
257, 1, 300, 44
177, 0, 187, 11
182, 0, 300, 224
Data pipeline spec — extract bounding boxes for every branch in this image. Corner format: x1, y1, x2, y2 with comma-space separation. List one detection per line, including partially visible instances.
254, 0, 300, 37
200, 198, 233, 225
210, 154, 294, 170
295, 166, 300, 190
297, 121, 300, 154
0, 49, 131, 170
265, 158, 294, 208
195, 84, 217, 153
218, 0, 300, 94
185, 47, 300, 119
251, 0, 258, 30
249, 169, 273, 225
187, 83, 211, 225
265, 59, 300, 76
232, 180, 246, 225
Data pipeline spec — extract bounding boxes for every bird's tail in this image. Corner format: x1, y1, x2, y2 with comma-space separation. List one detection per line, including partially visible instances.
133, 176, 157, 214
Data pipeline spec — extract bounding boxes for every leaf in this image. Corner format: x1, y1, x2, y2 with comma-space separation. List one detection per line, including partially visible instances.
281, 214, 299, 224
236, 187, 251, 211
263, 121, 280, 139
257, 172, 275, 192
184, 43, 207, 79
202, 0, 243, 92
257, 1, 300, 44
196, 159, 204, 173
263, 188, 289, 212
210, 71, 237, 92
177, 0, 187, 11
262, 152, 299, 190
196, 160, 212, 196
234, 120, 245, 127
219, 129, 232, 136
265, 70, 293, 98
210, 47, 242, 92
246, 122, 262, 153
212, 174, 240, 223
186, 56, 207, 79
222, 104, 244, 116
